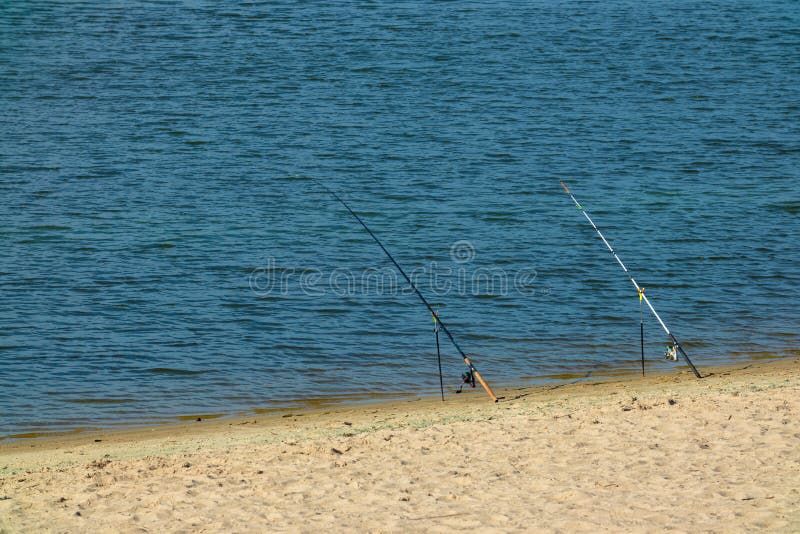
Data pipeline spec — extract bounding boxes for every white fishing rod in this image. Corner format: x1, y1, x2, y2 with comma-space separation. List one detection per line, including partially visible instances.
560, 181, 702, 379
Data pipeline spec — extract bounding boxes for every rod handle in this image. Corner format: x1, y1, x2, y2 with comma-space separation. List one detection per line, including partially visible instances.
465, 358, 498, 402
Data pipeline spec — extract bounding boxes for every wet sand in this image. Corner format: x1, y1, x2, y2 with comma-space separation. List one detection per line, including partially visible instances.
1, 358, 799, 533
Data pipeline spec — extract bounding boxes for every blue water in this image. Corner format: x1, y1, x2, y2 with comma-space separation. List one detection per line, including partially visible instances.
1, 1, 799, 437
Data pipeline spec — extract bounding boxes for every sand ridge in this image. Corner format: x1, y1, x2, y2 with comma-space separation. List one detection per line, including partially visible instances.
1, 359, 799, 532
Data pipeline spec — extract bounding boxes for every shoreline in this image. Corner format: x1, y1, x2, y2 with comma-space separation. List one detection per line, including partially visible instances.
2, 356, 798, 532
0, 358, 789, 458
0, 356, 777, 445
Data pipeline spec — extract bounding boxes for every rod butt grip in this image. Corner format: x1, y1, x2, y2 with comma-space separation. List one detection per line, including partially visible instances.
472, 370, 498, 402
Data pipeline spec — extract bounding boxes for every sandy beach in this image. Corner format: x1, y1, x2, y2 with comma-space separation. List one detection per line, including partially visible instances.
1, 358, 798, 533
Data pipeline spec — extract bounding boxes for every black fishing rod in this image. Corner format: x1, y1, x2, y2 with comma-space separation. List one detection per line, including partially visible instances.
317, 181, 499, 402
560, 181, 702, 379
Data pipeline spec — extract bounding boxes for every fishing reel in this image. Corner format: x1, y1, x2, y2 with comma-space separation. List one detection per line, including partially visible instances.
455, 370, 476, 393
664, 342, 678, 361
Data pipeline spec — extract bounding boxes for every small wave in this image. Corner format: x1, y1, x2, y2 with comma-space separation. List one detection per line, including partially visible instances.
147, 368, 207, 375
29, 225, 72, 231
275, 175, 312, 182
140, 243, 176, 250
766, 202, 800, 215
484, 153, 517, 161
66, 398, 136, 404
483, 215, 523, 222
221, 302, 256, 309
314, 308, 351, 315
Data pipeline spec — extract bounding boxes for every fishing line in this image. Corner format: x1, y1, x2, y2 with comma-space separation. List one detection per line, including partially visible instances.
560, 181, 702, 379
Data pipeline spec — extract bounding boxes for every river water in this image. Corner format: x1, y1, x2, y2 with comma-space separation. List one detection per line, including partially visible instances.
1, 1, 798, 437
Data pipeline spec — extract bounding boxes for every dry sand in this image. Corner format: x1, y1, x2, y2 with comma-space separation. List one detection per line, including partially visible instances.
1, 358, 799, 533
